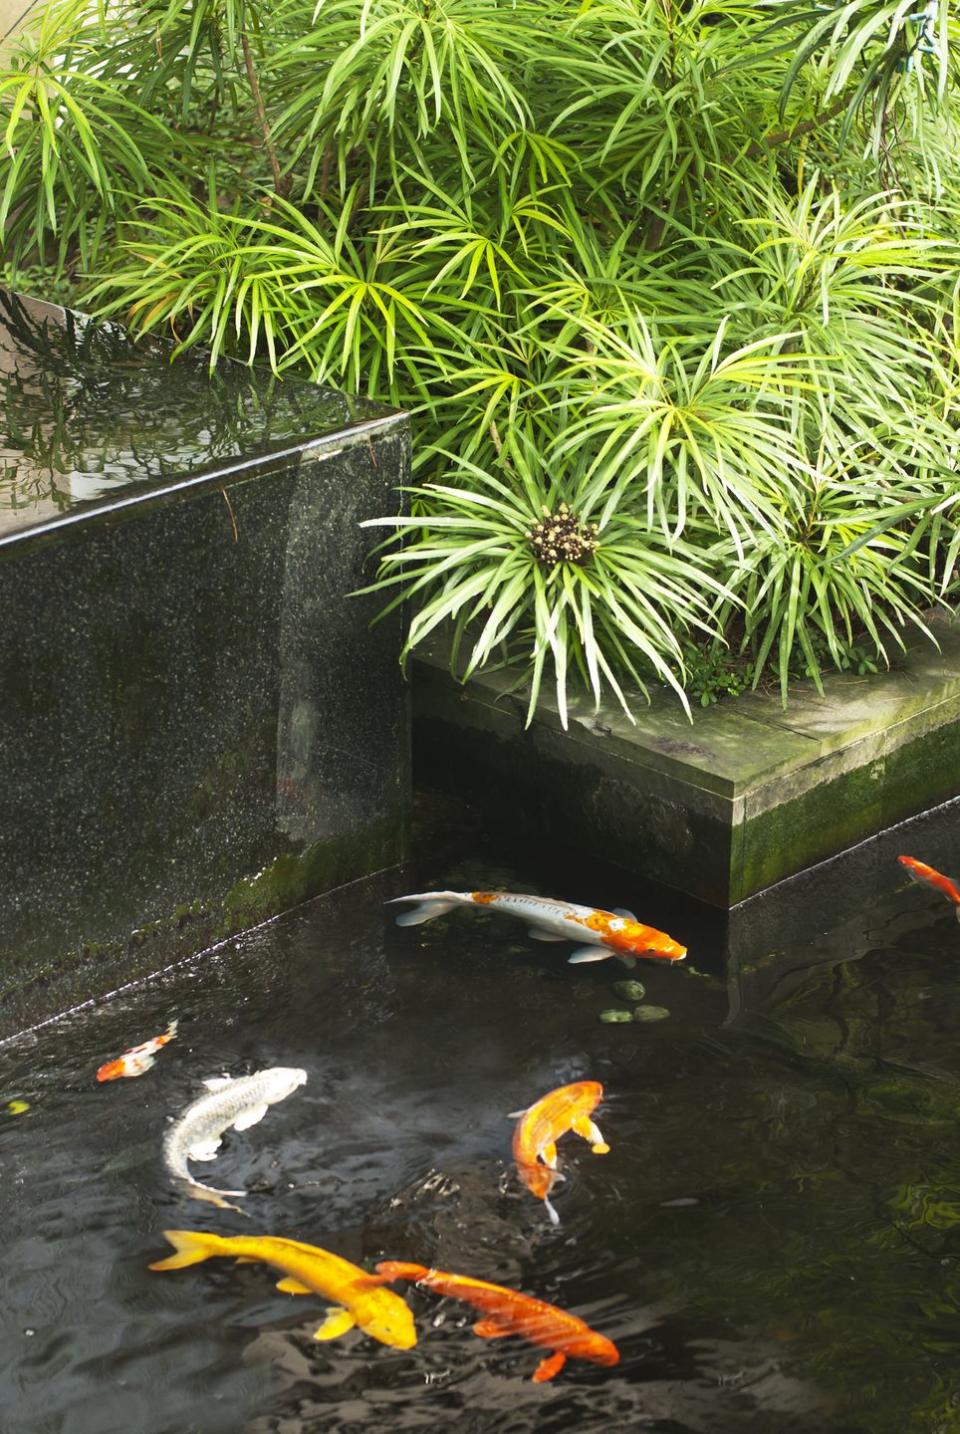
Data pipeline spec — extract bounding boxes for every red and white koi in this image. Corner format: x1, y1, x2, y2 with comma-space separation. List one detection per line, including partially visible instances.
387, 890, 686, 966
898, 855, 960, 918
96, 1020, 178, 1083
511, 1080, 609, 1225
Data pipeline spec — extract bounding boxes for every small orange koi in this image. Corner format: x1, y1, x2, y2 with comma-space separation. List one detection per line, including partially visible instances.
96, 1020, 178, 1083
511, 1080, 609, 1225
898, 856, 960, 917
388, 890, 686, 966
375, 1261, 619, 1382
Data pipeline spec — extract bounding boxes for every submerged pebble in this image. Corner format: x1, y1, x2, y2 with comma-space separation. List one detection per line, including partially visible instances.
633, 1005, 670, 1023
612, 980, 646, 1002
599, 1009, 634, 1023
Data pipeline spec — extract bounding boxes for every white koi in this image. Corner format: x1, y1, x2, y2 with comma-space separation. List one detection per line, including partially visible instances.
163, 1067, 307, 1213
387, 890, 686, 964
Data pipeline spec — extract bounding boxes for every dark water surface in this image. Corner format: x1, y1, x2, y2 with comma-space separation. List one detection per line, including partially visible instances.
3, 839, 960, 1434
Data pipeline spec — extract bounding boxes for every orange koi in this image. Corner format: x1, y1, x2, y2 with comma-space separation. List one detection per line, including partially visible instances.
96, 1019, 178, 1082
511, 1080, 609, 1225
375, 1261, 619, 1382
388, 890, 686, 966
898, 856, 960, 917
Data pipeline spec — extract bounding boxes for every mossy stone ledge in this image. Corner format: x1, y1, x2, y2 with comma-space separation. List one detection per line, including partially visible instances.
413, 614, 960, 908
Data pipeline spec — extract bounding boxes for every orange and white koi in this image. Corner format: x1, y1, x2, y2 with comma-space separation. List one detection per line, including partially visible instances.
388, 890, 686, 966
511, 1080, 608, 1225
375, 1261, 619, 1382
898, 856, 960, 917
96, 1020, 178, 1083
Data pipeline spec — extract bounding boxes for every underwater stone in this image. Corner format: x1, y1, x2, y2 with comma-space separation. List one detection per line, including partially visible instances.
0, 290, 410, 1034
599, 1009, 634, 1023
633, 1006, 671, 1022
612, 980, 647, 1002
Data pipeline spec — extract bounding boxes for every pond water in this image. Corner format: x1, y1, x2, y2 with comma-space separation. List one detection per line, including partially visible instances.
3, 823, 960, 1434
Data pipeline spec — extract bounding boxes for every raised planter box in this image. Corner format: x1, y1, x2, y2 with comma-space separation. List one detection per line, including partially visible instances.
414, 614, 960, 909
0, 291, 409, 1033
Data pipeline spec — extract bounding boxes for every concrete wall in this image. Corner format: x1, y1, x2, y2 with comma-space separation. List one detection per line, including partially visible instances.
0, 0, 42, 63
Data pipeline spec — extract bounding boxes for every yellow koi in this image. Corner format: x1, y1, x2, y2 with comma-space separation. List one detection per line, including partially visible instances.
149, 1230, 416, 1349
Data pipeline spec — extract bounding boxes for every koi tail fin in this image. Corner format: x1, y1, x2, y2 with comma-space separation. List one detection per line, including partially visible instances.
166, 1019, 179, 1040
374, 1261, 430, 1284
386, 892, 466, 927
149, 1229, 230, 1271
178, 1177, 247, 1216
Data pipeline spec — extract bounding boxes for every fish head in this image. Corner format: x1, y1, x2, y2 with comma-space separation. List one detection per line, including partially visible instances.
564, 1329, 620, 1367
261, 1068, 308, 1103
517, 1159, 559, 1201
96, 1060, 124, 1083
565, 1079, 603, 1111
624, 923, 686, 961
357, 1289, 418, 1349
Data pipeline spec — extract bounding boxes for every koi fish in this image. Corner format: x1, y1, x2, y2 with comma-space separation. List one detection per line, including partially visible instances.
150, 1230, 416, 1349
511, 1080, 608, 1225
163, 1067, 307, 1213
898, 856, 960, 917
388, 890, 686, 966
375, 1261, 619, 1382
96, 1019, 179, 1083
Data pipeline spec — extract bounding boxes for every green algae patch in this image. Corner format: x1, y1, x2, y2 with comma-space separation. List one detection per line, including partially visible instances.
222, 816, 402, 929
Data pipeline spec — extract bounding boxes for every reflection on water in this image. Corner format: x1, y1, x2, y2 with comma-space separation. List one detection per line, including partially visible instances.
0, 290, 379, 541
2, 846, 960, 1434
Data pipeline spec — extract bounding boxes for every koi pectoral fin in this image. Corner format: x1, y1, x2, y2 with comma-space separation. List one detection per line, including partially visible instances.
568, 947, 611, 964
232, 1104, 268, 1132
527, 927, 567, 942
188, 1139, 222, 1162
572, 1116, 609, 1154
533, 1351, 567, 1383
313, 1307, 356, 1341
541, 1141, 558, 1170
276, 1277, 312, 1294
617, 954, 638, 970
474, 1318, 511, 1339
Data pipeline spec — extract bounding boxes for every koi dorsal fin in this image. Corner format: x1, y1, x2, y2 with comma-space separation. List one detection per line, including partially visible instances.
612, 909, 638, 921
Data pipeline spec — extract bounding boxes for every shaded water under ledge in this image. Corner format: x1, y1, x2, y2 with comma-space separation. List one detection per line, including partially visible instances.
2, 812, 960, 1434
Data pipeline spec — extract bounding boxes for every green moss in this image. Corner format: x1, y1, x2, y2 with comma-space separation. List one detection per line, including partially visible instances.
737, 759, 885, 901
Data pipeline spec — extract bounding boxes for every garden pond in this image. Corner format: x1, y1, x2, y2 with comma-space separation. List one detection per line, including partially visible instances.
3, 815, 960, 1434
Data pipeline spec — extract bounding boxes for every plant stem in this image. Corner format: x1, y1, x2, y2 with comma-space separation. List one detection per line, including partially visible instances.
746, 98, 848, 159
240, 30, 286, 196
